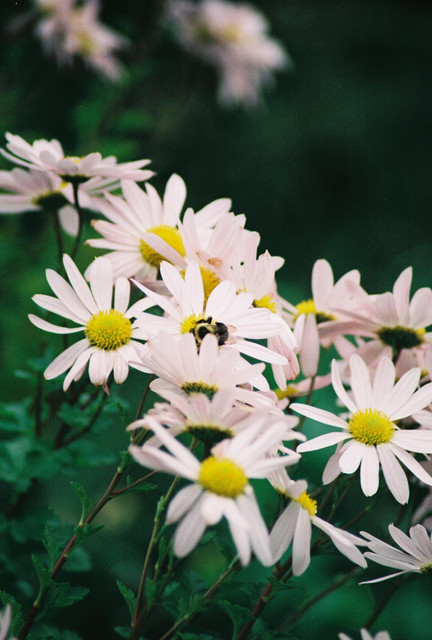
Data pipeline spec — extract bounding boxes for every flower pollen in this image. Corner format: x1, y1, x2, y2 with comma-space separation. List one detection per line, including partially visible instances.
199, 457, 247, 498
85, 309, 132, 350
295, 298, 334, 323
348, 408, 395, 446
253, 293, 277, 313
139, 225, 185, 269
295, 491, 317, 517
420, 563, 432, 575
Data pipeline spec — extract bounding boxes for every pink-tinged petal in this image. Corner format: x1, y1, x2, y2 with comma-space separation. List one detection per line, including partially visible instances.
375, 291, 399, 325
112, 353, 129, 384
145, 417, 201, 474
63, 348, 94, 390
129, 445, 196, 479
90, 257, 112, 311
390, 382, 432, 421
62, 254, 98, 314
389, 524, 428, 560
377, 445, 409, 504
141, 232, 185, 267
29, 314, 84, 334
230, 339, 288, 365
163, 174, 187, 224
224, 499, 251, 566
322, 450, 342, 484
167, 484, 203, 523
311, 259, 333, 310
184, 261, 205, 315
206, 280, 240, 318
131, 278, 181, 319
297, 431, 349, 453
292, 507, 312, 576
200, 493, 225, 525
349, 354, 373, 409
44, 339, 89, 379
159, 261, 186, 305
89, 349, 112, 386
359, 445, 379, 496
32, 294, 88, 325
383, 368, 421, 418
410, 288, 432, 328
291, 403, 348, 429
270, 501, 297, 562
114, 277, 130, 313
393, 267, 412, 325
392, 429, 432, 453
331, 359, 358, 414
237, 492, 272, 566
408, 525, 432, 560
339, 440, 365, 474
173, 498, 207, 557
45, 267, 93, 321
372, 356, 395, 408
388, 444, 432, 486
300, 313, 319, 377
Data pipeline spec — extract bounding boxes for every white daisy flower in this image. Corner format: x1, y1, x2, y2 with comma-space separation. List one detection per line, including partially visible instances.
134, 260, 294, 367
269, 474, 366, 575
1, 133, 154, 185
0, 605, 17, 640
140, 332, 276, 407
35, 0, 127, 80
166, 0, 289, 107
0, 167, 69, 214
29, 254, 152, 390
339, 630, 392, 640
129, 416, 293, 565
338, 267, 432, 374
361, 523, 432, 584
86, 175, 233, 283
293, 353, 432, 504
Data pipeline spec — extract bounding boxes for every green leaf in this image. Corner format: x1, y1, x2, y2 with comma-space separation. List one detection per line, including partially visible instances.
50, 582, 89, 608
176, 594, 206, 619
70, 481, 90, 522
43, 527, 58, 572
116, 580, 136, 621
31, 554, 51, 590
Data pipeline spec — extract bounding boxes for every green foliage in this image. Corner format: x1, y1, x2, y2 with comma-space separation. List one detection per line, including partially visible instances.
116, 580, 136, 621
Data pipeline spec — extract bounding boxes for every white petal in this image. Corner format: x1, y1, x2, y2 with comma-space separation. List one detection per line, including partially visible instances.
377, 445, 409, 504
359, 445, 379, 496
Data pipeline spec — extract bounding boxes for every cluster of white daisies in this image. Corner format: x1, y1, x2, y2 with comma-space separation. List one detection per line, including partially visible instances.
11, 0, 289, 106
3, 132, 432, 638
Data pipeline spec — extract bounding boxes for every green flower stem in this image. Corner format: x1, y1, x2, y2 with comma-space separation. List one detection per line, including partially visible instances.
157, 557, 240, 640
277, 567, 362, 631
135, 373, 156, 420
130, 475, 181, 638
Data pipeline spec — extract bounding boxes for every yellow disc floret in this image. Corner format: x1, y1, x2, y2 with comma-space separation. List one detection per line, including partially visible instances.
85, 309, 132, 351
253, 293, 277, 313
295, 298, 335, 323
348, 408, 395, 446
139, 225, 186, 269
199, 457, 247, 498
295, 491, 318, 517
181, 314, 203, 334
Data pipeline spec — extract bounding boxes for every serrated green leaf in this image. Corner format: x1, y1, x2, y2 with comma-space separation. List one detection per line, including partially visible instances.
70, 481, 90, 523
176, 594, 205, 619
31, 554, 51, 590
116, 580, 136, 621
43, 527, 57, 572
50, 581, 89, 608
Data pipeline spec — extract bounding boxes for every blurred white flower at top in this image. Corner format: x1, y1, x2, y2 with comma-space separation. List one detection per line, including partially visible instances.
34, 0, 127, 81
166, 0, 290, 107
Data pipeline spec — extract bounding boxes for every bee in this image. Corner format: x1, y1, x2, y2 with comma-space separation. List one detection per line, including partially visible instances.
192, 316, 229, 347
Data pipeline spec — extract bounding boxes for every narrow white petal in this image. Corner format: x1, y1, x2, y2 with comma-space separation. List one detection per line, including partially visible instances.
297, 431, 349, 453
349, 354, 373, 409
114, 277, 130, 313
291, 403, 348, 429
29, 314, 84, 334
339, 440, 365, 474
359, 446, 379, 496
167, 484, 203, 523
377, 445, 409, 504
44, 339, 89, 379
292, 508, 312, 576
173, 498, 207, 557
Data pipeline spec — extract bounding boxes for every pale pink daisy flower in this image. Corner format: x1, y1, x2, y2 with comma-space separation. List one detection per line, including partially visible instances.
360, 523, 432, 584
293, 353, 432, 504
338, 267, 432, 374
86, 175, 233, 283
29, 255, 152, 390
339, 630, 392, 640
130, 416, 293, 565
166, 0, 289, 107
1, 133, 153, 185
0, 605, 17, 640
139, 332, 276, 408
134, 260, 294, 368
35, 0, 127, 80
269, 473, 366, 575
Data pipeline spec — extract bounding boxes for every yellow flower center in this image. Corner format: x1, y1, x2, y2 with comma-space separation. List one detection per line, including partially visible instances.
85, 309, 132, 351
181, 382, 218, 399
348, 408, 395, 445
199, 457, 247, 498
295, 298, 335, 323
253, 293, 277, 313
420, 563, 432, 575
295, 491, 318, 517
275, 385, 298, 400
180, 265, 220, 306
377, 325, 425, 351
139, 225, 185, 269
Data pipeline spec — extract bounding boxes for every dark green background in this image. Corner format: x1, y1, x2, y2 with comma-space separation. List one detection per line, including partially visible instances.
1, 1, 432, 639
